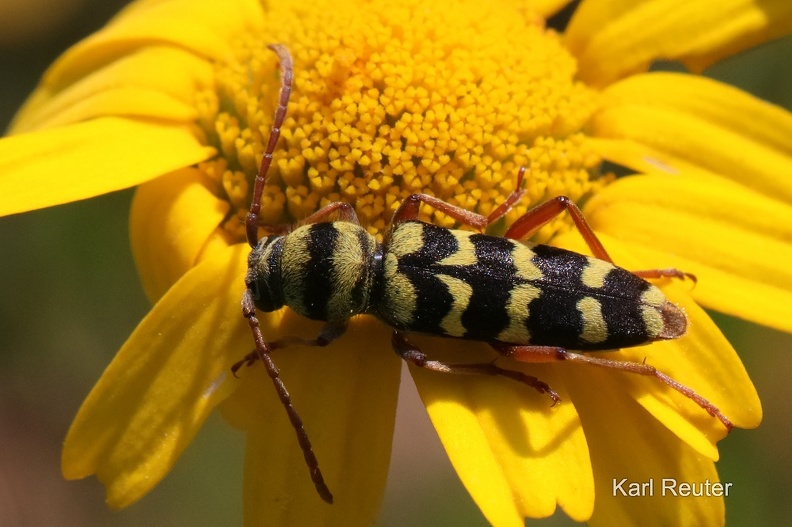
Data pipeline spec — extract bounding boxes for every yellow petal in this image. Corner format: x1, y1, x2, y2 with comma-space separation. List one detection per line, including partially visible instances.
130, 167, 229, 303
37, 0, 263, 93
590, 72, 792, 203
409, 337, 595, 524
598, 73, 792, 158
219, 314, 401, 526
62, 244, 250, 508
12, 46, 213, 133
578, 175, 792, 333
570, 371, 724, 526
566, 0, 792, 86
586, 137, 732, 183
0, 117, 214, 217
554, 232, 762, 439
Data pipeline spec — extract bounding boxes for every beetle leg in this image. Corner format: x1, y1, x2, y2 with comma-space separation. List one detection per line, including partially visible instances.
253, 221, 292, 236
392, 331, 560, 403
504, 195, 614, 262
492, 343, 733, 431
390, 166, 527, 228
252, 202, 361, 238
504, 198, 696, 283
300, 201, 361, 225
232, 319, 347, 374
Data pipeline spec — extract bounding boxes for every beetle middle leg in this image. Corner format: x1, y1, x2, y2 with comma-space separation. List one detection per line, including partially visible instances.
492, 342, 733, 431
392, 331, 560, 404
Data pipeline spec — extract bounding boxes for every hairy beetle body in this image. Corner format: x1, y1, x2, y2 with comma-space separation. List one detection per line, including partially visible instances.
248, 218, 686, 353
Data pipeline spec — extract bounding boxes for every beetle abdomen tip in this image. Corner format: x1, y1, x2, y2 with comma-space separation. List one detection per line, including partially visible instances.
658, 301, 687, 339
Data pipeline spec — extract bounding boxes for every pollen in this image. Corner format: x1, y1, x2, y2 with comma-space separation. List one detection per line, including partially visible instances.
196, 0, 611, 241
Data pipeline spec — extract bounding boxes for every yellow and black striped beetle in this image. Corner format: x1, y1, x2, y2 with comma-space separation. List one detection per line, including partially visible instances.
235, 44, 731, 504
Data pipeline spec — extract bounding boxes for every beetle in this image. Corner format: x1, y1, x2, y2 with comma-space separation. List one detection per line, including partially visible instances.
234, 44, 731, 504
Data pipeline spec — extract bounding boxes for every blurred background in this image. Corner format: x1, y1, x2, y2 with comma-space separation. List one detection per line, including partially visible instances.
0, 1, 790, 525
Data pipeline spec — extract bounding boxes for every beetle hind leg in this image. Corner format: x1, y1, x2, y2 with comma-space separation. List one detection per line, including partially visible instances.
493, 343, 733, 431
392, 331, 560, 404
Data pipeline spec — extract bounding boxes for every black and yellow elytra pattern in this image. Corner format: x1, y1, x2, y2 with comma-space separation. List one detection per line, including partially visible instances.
379, 221, 684, 350
247, 219, 685, 351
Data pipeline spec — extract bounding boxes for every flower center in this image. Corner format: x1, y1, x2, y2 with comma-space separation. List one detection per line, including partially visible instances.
196, 0, 609, 242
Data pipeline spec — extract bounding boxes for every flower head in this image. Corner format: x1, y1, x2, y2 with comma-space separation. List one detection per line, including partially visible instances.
2, 0, 791, 525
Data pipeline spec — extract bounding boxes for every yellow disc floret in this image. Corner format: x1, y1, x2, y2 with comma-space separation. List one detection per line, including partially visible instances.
197, 0, 609, 241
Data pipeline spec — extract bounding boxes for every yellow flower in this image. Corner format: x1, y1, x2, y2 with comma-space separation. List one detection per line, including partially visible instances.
1, 0, 790, 525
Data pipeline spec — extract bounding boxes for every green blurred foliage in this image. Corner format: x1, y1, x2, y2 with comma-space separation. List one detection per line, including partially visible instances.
0, 2, 790, 525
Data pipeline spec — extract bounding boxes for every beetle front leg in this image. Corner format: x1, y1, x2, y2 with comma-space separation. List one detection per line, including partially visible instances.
253, 201, 362, 238
232, 319, 348, 375
300, 201, 360, 225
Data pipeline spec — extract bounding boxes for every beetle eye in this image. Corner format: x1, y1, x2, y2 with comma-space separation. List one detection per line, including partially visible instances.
246, 278, 260, 301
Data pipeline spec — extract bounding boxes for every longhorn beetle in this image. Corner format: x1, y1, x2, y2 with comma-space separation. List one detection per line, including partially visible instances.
234, 44, 732, 504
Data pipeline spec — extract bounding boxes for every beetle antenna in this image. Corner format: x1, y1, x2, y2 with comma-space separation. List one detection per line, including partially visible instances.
246, 43, 294, 247
240, 45, 332, 503
242, 290, 333, 503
